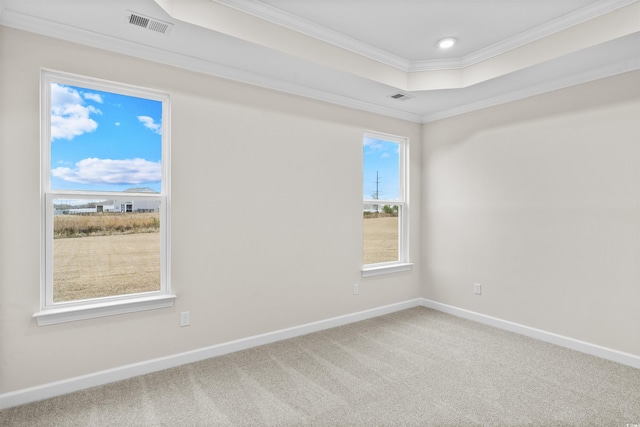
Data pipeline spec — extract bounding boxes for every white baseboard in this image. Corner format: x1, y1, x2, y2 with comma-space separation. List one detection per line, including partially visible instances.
3, 297, 638, 410
420, 298, 640, 370
0, 299, 422, 410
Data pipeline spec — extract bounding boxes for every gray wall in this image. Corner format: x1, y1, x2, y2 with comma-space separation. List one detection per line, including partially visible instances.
422, 71, 640, 356
1, 24, 639, 396
0, 27, 421, 393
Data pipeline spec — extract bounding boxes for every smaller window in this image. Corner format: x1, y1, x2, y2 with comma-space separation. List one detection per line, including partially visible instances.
362, 132, 411, 276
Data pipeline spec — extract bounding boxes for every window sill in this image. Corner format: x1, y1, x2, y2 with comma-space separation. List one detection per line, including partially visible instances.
33, 294, 176, 326
361, 262, 413, 278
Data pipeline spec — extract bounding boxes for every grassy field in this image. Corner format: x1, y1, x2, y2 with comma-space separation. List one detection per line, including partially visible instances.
53, 233, 160, 302
52, 213, 396, 302
363, 216, 398, 264
54, 212, 159, 238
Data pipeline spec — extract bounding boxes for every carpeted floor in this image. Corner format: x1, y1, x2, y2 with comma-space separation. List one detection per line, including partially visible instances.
2, 306, 640, 426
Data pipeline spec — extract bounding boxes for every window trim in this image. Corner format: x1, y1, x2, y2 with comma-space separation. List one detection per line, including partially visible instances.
36, 70, 174, 325
361, 262, 413, 278
362, 131, 411, 276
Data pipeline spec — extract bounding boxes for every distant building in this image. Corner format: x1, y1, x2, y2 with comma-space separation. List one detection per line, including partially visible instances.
64, 188, 160, 214
96, 199, 160, 213
62, 207, 98, 214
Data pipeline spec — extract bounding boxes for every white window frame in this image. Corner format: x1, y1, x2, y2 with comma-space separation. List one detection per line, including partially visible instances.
362, 131, 412, 277
34, 70, 175, 326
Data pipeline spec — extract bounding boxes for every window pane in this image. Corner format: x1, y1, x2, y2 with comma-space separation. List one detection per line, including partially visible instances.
53, 198, 160, 302
363, 204, 399, 264
363, 137, 400, 200
50, 83, 163, 193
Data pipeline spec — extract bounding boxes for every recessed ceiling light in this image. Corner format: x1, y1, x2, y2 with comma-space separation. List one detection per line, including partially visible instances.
437, 37, 457, 49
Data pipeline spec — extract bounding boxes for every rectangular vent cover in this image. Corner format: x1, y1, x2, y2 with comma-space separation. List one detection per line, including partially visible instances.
388, 92, 414, 101
126, 11, 173, 35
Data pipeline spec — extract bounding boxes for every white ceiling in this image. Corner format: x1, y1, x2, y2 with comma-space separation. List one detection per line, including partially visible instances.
253, 0, 602, 61
1, 0, 639, 122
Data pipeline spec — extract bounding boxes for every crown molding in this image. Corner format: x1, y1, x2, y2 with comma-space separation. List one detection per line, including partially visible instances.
216, 0, 639, 72
0, 9, 422, 123
1, 4, 637, 125
449, 0, 640, 70
420, 55, 640, 123
212, 0, 412, 70
212, 0, 415, 70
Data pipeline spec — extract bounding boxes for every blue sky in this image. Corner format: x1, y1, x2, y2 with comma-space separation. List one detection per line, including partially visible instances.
50, 83, 163, 192
363, 136, 400, 200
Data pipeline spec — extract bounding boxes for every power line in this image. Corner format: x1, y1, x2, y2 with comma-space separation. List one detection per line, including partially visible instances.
372, 171, 381, 213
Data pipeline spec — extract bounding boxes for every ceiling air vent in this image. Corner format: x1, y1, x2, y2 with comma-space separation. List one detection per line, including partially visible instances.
126, 11, 173, 35
388, 92, 414, 101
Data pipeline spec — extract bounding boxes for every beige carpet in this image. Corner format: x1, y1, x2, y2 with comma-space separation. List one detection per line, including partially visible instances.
2, 307, 639, 426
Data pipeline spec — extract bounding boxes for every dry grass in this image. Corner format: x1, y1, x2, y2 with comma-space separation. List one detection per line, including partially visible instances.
54, 213, 160, 239
363, 216, 398, 264
54, 233, 160, 302
52, 214, 395, 302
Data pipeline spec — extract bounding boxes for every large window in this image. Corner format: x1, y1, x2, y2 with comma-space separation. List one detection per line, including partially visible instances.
36, 71, 174, 325
362, 132, 410, 276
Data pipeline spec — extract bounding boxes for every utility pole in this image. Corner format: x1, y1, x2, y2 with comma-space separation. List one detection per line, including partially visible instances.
372, 171, 381, 213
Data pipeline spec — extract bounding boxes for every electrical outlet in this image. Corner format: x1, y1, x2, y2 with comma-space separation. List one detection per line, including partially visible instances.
474, 283, 482, 295
353, 283, 359, 295
180, 311, 190, 327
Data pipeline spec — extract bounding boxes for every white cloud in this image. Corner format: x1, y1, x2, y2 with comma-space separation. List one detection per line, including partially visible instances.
51, 158, 161, 185
363, 137, 379, 148
51, 84, 101, 140
83, 92, 103, 103
363, 137, 388, 151
137, 116, 162, 134
114, 122, 121, 126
